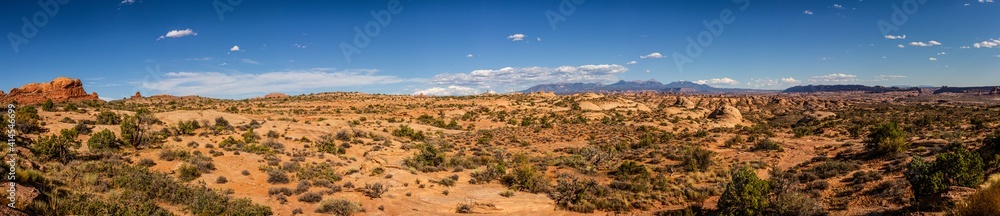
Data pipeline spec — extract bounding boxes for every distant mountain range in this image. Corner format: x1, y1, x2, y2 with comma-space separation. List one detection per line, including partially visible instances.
782, 85, 921, 93
519, 80, 768, 94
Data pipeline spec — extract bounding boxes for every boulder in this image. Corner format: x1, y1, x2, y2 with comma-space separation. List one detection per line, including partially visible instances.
674, 96, 695, 108
709, 105, 743, 122
3, 77, 99, 104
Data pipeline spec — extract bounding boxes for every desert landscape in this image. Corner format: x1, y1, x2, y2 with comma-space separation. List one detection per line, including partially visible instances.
1, 77, 998, 215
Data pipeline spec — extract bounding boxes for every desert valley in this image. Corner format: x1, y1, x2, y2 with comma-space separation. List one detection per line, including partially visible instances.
0, 77, 998, 215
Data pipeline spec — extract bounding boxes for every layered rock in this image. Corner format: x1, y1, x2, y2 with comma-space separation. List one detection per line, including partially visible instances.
709, 105, 743, 122
264, 92, 289, 99
2, 77, 99, 104
131, 91, 143, 99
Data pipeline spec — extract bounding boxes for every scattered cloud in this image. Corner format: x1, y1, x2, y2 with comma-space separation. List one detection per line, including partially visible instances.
242, 59, 261, 65
186, 57, 212, 61
230, 45, 241, 52
874, 75, 907, 81
909, 40, 942, 47
121, 0, 135, 5
640, 52, 665, 59
645, 70, 651, 73
898, 44, 905, 48
626, 60, 637, 65
139, 68, 410, 97
809, 73, 858, 83
536, 37, 542, 42
293, 44, 307, 48
219, 63, 227, 66
833, 4, 845, 9
973, 39, 1000, 48
429, 64, 629, 91
981, 0, 994, 3
937, 52, 947, 55
507, 33, 526, 41
156, 29, 197, 41
412, 86, 481, 96
961, 46, 971, 49
466, 54, 474, 58
694, 77, 739, 85
747, 77, 801, 89
929, 57, 938, 61
885, 34, 906, 40
803, 10, 814, 15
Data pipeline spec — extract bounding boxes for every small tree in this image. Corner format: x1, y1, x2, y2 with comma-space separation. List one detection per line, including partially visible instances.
33, 129, 81, 163
120, 108, 158, 149
865, 122, 908, 156
87, 129, 120, 151
718, 166, 770, 216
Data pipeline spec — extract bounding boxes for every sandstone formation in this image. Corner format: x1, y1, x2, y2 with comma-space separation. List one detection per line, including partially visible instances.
709, 105, 742, 122
132, 91, 143, 99
673, 96, 695, 108
2, 77, 99, 104
264, 92, 289, 99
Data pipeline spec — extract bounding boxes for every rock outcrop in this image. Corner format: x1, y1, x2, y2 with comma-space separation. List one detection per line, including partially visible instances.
673, 96, 695, 108
131, 91, 143, 99
709, 105, 743, 122
2, 77, 99, 104
264, 92, 289, 99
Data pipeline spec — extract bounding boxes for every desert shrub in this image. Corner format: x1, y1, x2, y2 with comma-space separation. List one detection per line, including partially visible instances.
267, 169, 290, 184
136, 158, 156, 167
906, 145, 985, 200
96, 111, 121, 125
120, 109, 158, 149
362, 182, 388, 199
268, 187, 293, 196
501, 163, 550, 193
242, 170, 251, 176
177, 163, 201, 182
298, 192, 323, 203
295, 180, 312, 194
41, 99, 55, 111
436, 177, 457, 187
392, 124, 425, 141
500, 190, 515, 197
865, 122, 908, 156
724, 135, 744, 148
87, 129, 120, 151
770, 191, 826, 216
315, 199, 360, 215
403, 143, 446, 172
33, 130, 80, 163
456, 203, 473, 213
980, 130, 1000, 171
548, 176, 607, 213
807, 160, 860, 179
952, 178, 1000, 216
186, 153, 216, 173
73, 122, 92, 134
262, 138, 284, 151
158, 148, 190, 161
470, 164, 506, 184
851, 170, 883, 184
216, 176, 228, 184
681, 146, 715, 172
176, 120, 200, 135
718, 166, 770, 216
315, 133, 346, 155
242, 128, 259, 144
751, 138, 783, 151
336, 129, 353, 141
297, 163, 343, 182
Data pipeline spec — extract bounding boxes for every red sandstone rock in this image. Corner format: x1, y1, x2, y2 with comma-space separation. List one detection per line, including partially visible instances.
2, 77, 99, 104
264, 92, 289, 99
132, 91, 143, 99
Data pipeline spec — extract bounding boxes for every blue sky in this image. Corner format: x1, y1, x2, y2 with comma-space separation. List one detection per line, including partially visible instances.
2, 0, 999, 99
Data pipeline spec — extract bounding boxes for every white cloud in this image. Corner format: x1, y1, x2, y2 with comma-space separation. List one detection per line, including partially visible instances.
981, 0, 995, 3
995, 55, 1000, 58
937, 52, 947, 55
466, 54, 474, 58
961, 46, 971, 49
694, 77, 739, 85
874, 75, 906, 81
929, 57, 938, 61
157, 29, 197, 41
885, 34, 906, 40
507, 33, 526, 41
121, 0, 135, 5
536, 37, 541, 42
219, 63, 227, 66
626, 60, 637, 65
429, 64, 629, 91
747, 77, 801, 89
898, 44, 905, 48
803, 10, 814, 15
640, 52, 665, 59
139, 68, 410, 97
412, 86, 481, 96
230, 45, 240, 52
973, 39, 1000, 48
645, 70, 651, 73
809, 73, 858, 83
242, 59, 261, 65
909, 40, 942, 47
293, 44, 307, 48
833, 4, 845, 9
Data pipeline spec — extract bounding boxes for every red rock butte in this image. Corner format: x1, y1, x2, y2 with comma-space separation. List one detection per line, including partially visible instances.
2, 77, 99, 104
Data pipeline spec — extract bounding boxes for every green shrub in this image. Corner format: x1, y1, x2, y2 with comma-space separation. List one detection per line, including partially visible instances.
267, 169, 290, 184
403, 143, 446, 171
315, 133, 345, 155
87, 129, 120, 151
96, 111, 121, 125
501, 164, 549, 193
178, 163, 201, 182
470, 164, 506, 184
120, 109, 158, 149
865, 122, 908, 156
681, 147, 715, 172
807, 160, 860, 179
770, 192, 825, 216
298, 192, 323, 203
718, 166, 770, 216
906, 145, 984, 200
216, 176, 228, 184
548, 176, 603, 213
33, 130, 80, 163
362, 182, 388, 198
315, 199, 360, 215
751, 138, 783, 151
952, 178, 1000, 216
41, 99, 55, 111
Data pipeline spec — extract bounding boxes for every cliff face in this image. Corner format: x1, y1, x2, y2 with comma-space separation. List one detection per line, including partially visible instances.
3, 77, 99, 104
